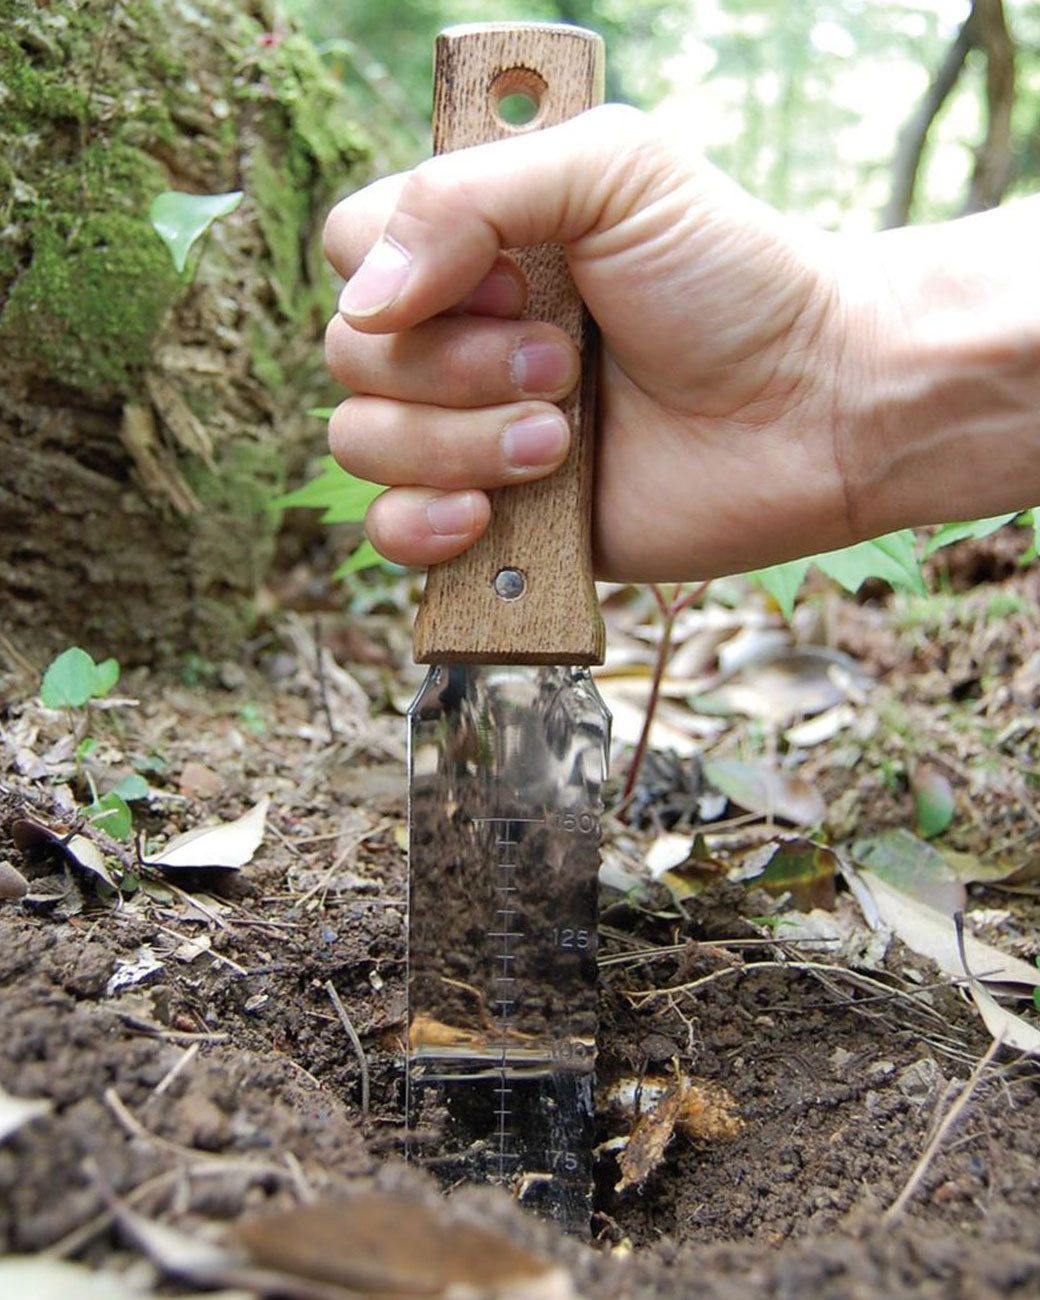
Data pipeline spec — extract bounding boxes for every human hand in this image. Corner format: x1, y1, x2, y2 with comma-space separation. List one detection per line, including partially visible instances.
322, 106, 875, 581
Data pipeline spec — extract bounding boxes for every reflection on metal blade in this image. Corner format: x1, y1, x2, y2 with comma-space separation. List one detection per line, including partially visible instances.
406, 665, 609, 1234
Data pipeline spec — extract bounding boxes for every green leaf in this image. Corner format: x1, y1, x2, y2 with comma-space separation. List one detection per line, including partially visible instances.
923, 513, 1019, 558
334, 538, 386, 577
306, 407, 337, 419
109, 774, 150, 802
748, 557, 811, 619
83, 792, 133, 841
814, 530, 925, 596
41, 648, 121, 709
149, 190, 243, 273
274, 457, 382, 523
910, 763, 956, 838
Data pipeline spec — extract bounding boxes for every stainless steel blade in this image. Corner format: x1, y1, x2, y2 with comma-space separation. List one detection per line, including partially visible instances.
406, 664, 609, 1233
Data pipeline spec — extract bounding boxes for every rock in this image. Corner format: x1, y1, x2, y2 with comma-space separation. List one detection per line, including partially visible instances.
897, 1057, 942, 1103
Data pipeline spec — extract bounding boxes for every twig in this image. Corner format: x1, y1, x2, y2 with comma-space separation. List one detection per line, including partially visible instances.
884, 1034, 1002, 1221
314, 615, 337, 743
324, 979, 370, 1116
627, 958, 951, 1027
293, 817, 394, 908
103, 1087, 290, 1176
153, 1041, 200, 1097
618, 580, 711, 810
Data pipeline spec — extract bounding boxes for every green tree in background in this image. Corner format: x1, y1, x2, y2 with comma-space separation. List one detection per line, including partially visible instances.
285, 0, 1040, 229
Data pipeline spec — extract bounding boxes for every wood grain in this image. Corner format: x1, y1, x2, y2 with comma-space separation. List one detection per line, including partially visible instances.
413, 23, 605, 666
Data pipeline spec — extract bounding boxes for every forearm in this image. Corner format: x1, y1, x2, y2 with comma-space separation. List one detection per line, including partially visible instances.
838, 195, 1040, 538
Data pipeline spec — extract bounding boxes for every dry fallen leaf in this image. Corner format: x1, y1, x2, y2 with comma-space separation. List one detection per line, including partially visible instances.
11, 818, 121, 889
955, 915, 1040, 1055
968, 979, 1040, 1054
856, 869, 1040, 987
233, 1193, 575, 1299
0, 1086, 53, 1143
702, 757, 825, 827
144, 795, 269, 871
0, 1257, 151, 1299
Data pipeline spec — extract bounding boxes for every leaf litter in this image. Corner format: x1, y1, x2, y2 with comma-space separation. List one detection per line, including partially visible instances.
3, 555, 1040, 1295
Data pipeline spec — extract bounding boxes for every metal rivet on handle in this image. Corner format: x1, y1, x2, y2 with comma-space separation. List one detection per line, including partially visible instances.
493, 567, 526, 601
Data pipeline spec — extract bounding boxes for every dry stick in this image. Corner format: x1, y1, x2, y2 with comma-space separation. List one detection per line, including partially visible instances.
627, 958, 950, 1026
153, 1041, 200, 1097
884, 1034, 1002, 1222
294, 817, 395, 908
325, 979, 370, 1117
618, 580, 711, 810
314, 615, 338, 744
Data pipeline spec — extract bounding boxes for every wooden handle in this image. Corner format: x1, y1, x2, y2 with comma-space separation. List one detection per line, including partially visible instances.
413, 23, 606, 666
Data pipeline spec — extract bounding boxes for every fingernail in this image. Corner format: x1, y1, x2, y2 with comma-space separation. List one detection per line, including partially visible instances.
458, 269, 524, 316
502, 412, 569, 469
339, 236, 411, 317
426, 492, 477, 536
511, 339, 574, 394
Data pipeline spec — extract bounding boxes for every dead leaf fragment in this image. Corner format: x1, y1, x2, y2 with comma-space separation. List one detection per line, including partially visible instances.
955, 916, 1040, 1055
0, 1257, 150, 1299
737, 837, 838, 911
0, 860, 29, 900
0, 1086, 53, 1142
144, 796, 269, 871
702, 757, 825, 827
233, 1193, 572, 1298
11, 818, 120, 889
856, 869, 1040, 987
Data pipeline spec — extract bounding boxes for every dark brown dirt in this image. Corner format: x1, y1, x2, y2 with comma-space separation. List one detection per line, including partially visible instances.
1, 574, 1039, 1298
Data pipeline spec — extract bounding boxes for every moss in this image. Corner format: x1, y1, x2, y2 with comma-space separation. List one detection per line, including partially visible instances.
0, 214, 178, 392
248, 140, 309, 319
185, 437, 287, 519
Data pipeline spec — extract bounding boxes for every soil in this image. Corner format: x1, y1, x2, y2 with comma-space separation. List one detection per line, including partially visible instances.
1, 549, 1039, 1298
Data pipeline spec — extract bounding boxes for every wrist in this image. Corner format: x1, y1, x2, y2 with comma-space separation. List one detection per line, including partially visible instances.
834, 200, 1040, 540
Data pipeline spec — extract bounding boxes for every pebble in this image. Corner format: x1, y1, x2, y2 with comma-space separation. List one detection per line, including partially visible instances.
897, 1057, 942, 1103
0, 860, 29, 901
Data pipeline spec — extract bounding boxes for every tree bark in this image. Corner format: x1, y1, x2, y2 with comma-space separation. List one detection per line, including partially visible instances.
0, 0, 368, 668
963, 0, 1015, 213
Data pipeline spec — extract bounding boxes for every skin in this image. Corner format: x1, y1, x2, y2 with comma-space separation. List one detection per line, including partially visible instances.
323, 105, 1040, 581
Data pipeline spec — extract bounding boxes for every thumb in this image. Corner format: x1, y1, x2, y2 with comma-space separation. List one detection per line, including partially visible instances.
332, 104, 661, 331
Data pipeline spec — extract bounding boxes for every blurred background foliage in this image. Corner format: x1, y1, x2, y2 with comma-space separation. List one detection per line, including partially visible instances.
281, 0, 1038, 228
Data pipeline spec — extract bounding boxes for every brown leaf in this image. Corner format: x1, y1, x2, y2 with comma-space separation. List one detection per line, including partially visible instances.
232, 1193, 567, 1297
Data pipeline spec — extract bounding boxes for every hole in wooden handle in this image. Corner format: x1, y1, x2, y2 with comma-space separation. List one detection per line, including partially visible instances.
490, 66, 547, 130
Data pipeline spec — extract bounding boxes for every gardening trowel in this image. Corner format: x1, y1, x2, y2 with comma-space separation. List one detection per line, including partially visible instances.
406, 23, 609, 1235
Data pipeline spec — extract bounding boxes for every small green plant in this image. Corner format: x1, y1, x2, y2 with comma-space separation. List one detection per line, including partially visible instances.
149, 189, 243, 275
40, 646, 120, 709
38, 648, 146, 843
274, 446, 388, 577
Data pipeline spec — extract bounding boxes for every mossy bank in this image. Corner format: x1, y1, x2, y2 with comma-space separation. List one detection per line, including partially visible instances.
0, 0, 369, 663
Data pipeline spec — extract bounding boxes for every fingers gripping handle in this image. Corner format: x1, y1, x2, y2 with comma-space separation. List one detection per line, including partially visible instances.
412, 23, 606, 666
